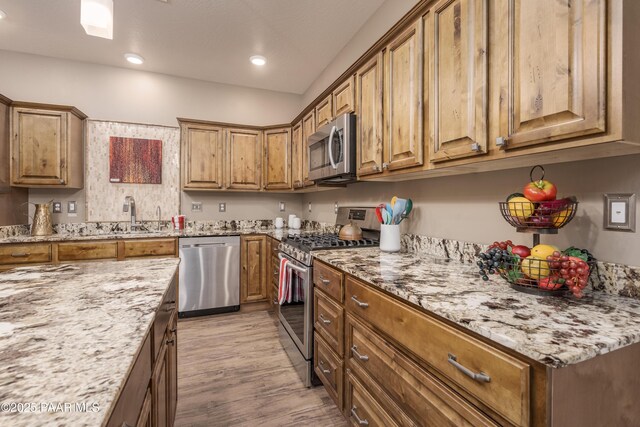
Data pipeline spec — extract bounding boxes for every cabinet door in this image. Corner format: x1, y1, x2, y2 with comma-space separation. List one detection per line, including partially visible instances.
291, 122, 303, 188
152, 340, 169, 427
136, 388, 152, 427
499, 0, 606, 149
333, 76, 356, 117
240, 235, 267, 303
315, 94, 333, 128
301, 111, 315, 186
384, 18, 424, 171
429, 0, 488, 162
11, 108, 68, 185
181, 123, 224, 189
226, 128, 262, 190
263, 127, 292, 190
356, 53, 384, 176
167, 314, 178, 427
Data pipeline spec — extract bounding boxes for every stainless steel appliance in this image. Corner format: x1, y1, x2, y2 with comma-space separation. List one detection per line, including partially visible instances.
178, 236, 240, 318
307, 113, 356, 183
277, 207, 380, 387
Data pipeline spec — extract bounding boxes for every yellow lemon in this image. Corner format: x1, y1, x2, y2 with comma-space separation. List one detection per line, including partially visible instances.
551, 207, 572, 227
521, 256, 550, 280
508, 197, 534, 219
531, 244, 559, 260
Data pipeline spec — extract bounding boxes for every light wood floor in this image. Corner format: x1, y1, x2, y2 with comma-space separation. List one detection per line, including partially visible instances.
174, 310, 347, 427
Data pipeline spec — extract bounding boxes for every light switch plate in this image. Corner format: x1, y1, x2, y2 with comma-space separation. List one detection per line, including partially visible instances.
67, 201, 77, 214
52, 201, 62, 214
604, 193, 636, 232
308, 202, 312, 213
279, 202, 286, 212
334, 202, 339, 214
191, 202, 203, 212
219, 203, 226, 213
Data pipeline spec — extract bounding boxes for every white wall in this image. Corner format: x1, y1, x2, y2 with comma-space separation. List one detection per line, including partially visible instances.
301, 0, 417, 106
302, 155, 640, 267
0, 50, 301, 127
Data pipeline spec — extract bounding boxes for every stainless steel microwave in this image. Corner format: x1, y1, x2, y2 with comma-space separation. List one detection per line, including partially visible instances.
307, 113, 356, 183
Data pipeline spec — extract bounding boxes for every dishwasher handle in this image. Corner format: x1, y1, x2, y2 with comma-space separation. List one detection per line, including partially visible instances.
180, 242, 233, 248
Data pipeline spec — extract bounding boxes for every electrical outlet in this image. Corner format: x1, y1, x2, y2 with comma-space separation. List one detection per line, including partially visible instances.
334, 202, 339, 214
219, 203, 226, 213
191, 202, 203, 212
308, 202, 312, 213
279, 202, 286, 212
52, 202, 62, 214
67, 201, 77, 214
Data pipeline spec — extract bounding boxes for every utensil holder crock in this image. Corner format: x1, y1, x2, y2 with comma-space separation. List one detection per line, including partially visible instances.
380, 224, 401, 253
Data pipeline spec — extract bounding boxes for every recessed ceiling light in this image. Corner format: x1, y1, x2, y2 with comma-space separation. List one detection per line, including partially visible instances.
124, 53, 144, 65
0, 9, 7, 20
250, 55, 266, 66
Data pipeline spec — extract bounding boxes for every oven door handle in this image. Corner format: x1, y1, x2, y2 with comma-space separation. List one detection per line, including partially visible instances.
278, 253, 309, 274
328, 125, 337, 169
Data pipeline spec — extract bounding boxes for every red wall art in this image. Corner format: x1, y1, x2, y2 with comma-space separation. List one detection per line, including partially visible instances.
109, 137, 162, 184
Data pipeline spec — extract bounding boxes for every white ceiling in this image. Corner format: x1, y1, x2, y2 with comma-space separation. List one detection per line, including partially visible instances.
0, 0, 386, 94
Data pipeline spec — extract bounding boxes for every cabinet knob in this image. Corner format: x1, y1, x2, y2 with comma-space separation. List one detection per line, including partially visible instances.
373, 165, 380, 172
382, 163, 389, 170
59, 179, 65, 184
166, 338, 175, 345
495, 136, 508, 148
470, 143, 482, 152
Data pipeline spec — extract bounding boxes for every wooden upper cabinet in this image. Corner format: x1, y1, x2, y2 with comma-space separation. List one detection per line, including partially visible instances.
226, 128, 262, 190
301, 110, 315, 186
315, 94, 333, 129
356, 53, 384, 176
240, 235, 268, 303
429, 0, 488, 162
10, 104, 86, 188
263, 127, 292, 190
499, 0, 606, 149
180, 122, 224, 190
384, 18, 424, 172
333, 76, 356, 117
291, 122, 303, 189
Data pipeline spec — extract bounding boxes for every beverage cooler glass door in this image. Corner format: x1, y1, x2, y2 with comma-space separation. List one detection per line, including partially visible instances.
277, 253, 313, 359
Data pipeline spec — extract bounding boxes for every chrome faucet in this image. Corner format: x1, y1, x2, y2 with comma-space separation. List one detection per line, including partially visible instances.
123, 196, 139, 231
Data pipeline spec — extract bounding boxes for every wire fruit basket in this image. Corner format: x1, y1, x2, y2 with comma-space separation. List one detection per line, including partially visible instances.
498, 199, 578, 231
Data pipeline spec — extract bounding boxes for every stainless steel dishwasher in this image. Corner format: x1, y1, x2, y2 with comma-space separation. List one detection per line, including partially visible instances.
178, 236, 240, 318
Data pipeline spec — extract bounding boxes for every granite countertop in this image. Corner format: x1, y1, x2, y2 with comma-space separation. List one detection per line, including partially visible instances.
0, 258, 180, 427
0, 227, 310, 244
313, 248, 640, 368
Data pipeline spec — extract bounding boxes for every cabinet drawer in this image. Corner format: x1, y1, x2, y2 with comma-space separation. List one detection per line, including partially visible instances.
345, 277, 530, 427
0, 243, 51, 265
153, 276, 177, 361
314, 289, 344, 356
125, 239, 176, 258
58, 241, 118, 261
313, 261, 344, 303
345, 371, 402, 427
346, 314, 497, 427
314, 332, 343, 410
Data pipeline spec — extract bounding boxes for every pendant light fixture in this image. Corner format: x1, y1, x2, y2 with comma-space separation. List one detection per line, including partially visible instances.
81, 0, 114, 40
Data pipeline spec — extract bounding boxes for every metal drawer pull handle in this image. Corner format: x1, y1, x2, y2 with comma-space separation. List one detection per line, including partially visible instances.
11, 252, 29, 258
448, 353, 491, 383
351, 295, 369, 308
319, 275, 331, 285
319, 313, 331, 325
351, 345, 369, 361
319, 360, 331, 375
351, 406, 369, 426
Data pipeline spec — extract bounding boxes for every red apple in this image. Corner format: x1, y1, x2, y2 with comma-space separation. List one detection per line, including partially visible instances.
511, 245, 531, 258
523, 180, 557, 202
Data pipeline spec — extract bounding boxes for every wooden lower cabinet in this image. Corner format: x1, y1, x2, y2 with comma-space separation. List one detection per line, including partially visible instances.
240, 235, 268, 304
107, 275, 178, 427
313, 260, 534, 426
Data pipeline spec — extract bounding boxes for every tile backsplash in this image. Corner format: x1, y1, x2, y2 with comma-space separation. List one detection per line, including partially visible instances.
85, 120, 180, 222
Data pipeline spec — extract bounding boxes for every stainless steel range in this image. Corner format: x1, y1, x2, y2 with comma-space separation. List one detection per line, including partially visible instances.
277, 207, 380, 387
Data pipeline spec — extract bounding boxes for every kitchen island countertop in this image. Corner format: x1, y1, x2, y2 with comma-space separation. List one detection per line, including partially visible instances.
313, 247, 640, 368
0, 258, 180, 427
